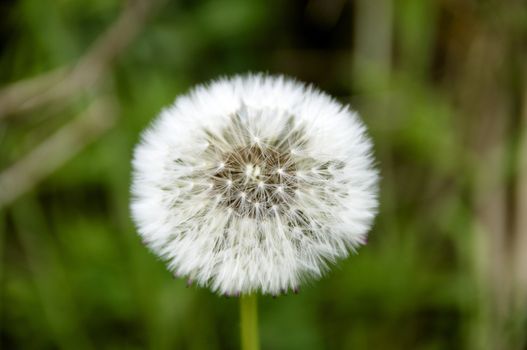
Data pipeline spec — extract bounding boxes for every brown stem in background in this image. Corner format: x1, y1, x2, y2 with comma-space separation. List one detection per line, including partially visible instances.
0, 98, 118, 208
0, 0, 160, 119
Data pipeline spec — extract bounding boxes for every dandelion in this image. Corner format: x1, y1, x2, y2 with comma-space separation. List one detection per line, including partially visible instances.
131, 74, 378, 297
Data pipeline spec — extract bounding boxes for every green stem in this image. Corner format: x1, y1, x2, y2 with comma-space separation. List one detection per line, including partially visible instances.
240, 294, 260, 350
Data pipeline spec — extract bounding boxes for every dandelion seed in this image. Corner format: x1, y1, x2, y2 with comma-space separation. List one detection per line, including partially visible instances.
131, 74, 378, 296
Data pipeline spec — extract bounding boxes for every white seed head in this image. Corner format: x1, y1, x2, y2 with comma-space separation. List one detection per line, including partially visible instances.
131, 74, 378, 295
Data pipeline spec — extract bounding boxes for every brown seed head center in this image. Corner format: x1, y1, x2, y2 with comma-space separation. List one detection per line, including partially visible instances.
211, 144, 297, 216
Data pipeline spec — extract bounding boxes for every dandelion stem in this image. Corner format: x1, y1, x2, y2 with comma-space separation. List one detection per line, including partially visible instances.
240, 294, 260, 350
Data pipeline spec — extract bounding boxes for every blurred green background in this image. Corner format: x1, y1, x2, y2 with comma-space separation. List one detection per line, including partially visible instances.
1, 0, 527, 349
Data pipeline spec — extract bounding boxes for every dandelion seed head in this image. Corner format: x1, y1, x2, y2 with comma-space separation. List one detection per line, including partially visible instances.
131, 74, 379, 295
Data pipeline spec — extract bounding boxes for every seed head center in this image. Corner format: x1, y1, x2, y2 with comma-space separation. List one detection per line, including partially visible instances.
245, 164, 261, 181
210, 144, 296, 216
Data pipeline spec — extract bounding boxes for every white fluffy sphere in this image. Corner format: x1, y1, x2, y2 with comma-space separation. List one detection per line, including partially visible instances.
131, 74, 378, 295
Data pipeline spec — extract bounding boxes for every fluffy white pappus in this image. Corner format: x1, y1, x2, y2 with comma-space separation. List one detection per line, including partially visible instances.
131, 74, 378, 296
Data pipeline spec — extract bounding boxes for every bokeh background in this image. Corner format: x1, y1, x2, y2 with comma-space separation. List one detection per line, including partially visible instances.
1, 0, 527, 349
